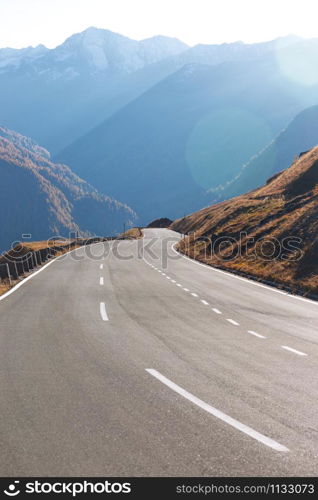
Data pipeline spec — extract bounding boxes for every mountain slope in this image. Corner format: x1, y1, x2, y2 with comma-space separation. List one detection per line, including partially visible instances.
0, 127, 136, 253
57, 53, 318, 223
171, 148, 318, 297
215, 105, 318, 200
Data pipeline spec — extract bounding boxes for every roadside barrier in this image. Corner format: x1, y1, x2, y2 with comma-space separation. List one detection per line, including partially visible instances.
0, 236, 131, 286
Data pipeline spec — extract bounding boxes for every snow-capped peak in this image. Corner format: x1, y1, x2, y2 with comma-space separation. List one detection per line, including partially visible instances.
0, 28, 188, 76
0, 44, 48, 69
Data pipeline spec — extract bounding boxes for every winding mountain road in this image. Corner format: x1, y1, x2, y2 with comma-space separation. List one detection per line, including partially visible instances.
1, 228, 318, 476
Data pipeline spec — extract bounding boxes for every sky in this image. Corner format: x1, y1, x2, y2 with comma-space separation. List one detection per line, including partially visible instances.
0, 0, 317, 49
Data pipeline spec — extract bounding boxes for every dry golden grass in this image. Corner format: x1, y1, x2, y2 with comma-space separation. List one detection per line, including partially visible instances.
0, 283, 10, 295
172, 148, 318, 298
120, 227, 143, 239
20, 239, 74, 251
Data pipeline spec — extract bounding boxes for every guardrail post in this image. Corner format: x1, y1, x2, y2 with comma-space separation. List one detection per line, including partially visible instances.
5, 263, 11, 284
36, 251, 41, 266
16, 261, 24, 277
34, 252, 38, 267
9, 261, 19, 280
23, 258, 29, 274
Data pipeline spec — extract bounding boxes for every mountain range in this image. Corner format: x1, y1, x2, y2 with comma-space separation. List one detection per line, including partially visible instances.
57, 52, 318, 222
1, 28, 318, 244
0, 28, 188, 153
1, 29, 318, 155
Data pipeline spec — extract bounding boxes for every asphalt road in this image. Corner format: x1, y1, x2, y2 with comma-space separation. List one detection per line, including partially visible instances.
1, 228, 318, 477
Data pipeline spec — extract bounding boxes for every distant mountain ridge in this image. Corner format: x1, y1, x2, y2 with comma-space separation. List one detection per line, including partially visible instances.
0, 126, 136, 253
0, 28, 188, 76
1, 29, 317, 154
0, 44, 48, 69
0, 28, 188, 153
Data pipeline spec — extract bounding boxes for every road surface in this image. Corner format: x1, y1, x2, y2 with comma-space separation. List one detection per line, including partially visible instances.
1, 228, 318, 476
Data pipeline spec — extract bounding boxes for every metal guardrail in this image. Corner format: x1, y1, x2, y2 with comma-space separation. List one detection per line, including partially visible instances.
0, 247, 52, 284
0, 236, 128, 286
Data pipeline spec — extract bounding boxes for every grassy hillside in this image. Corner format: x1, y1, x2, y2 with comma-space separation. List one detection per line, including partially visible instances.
0, 126, 136, 253
171, 148, 318, 297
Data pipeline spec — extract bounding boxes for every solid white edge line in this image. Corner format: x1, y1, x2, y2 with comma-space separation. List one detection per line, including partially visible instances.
146, 369, 289, 453
100, 302, 109, 321
248, 330, 266, 339
171, 243, 286, 295
100, 277, 104, 286
281, 345, 307, 356
227, 319, 240, 326
171, 243, 318, 305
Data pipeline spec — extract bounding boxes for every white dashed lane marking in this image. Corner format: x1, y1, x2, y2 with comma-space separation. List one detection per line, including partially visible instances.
100, 302, 109, 321
281, 345, 307, 356
248, 330, 266, 339
144, 260, 308, 360
212, 308, 222, 315
227, 319, 240, 326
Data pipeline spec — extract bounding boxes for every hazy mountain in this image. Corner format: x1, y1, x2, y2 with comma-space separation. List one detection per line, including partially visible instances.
167, 34, 300, 66
0, 126, 136, 253
0, 28, 188, 76
1, 31, 317, 155
0, 44, 48, 68
218, 105, 318, 200
57, 52, 318, 223
0, 28, 188, 153
171, 147, 318, 297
